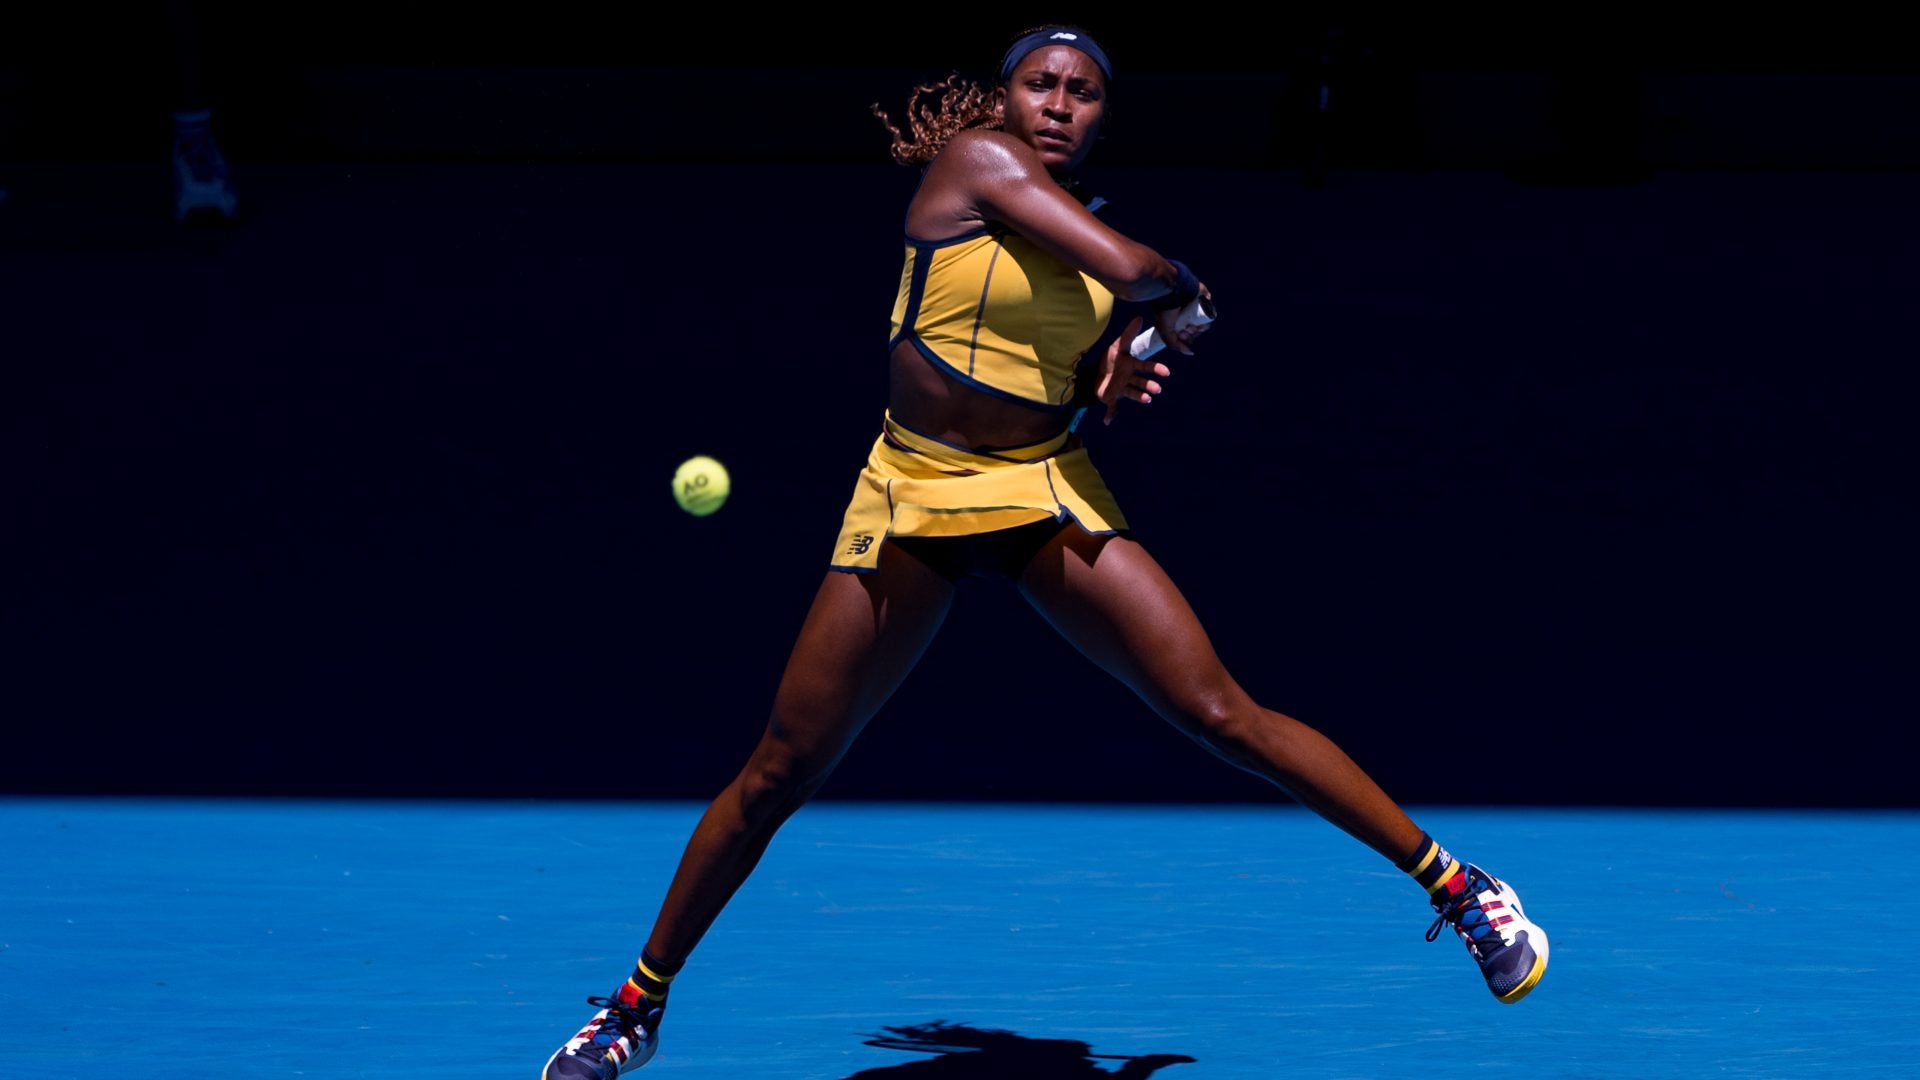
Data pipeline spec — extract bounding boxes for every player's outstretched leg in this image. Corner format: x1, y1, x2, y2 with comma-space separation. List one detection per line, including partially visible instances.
1017, 528, 1548, 1003
542, 554, 957, 1076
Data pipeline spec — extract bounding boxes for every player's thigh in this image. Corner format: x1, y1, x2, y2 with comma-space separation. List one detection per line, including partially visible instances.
767, 548, 956, 755
1016, 528, 1242, 722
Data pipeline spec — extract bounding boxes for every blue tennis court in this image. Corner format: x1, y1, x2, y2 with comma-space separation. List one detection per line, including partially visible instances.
5, 18, 1916, 1080
5, 798, 1914, 1078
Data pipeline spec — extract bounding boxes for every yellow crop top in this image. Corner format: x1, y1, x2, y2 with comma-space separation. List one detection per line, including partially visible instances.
888, 225, 1116, 413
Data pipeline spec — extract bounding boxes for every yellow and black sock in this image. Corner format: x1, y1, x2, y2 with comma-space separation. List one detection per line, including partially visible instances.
615, 949, 679, 1009
1397, 832, 1467, 903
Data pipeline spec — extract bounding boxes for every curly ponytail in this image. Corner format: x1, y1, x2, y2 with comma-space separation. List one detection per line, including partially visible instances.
869, 72, 1002, 168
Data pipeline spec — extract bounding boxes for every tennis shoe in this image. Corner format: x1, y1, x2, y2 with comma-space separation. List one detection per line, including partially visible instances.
1427, 862, 1549, 1003
541, 990, 663, 1078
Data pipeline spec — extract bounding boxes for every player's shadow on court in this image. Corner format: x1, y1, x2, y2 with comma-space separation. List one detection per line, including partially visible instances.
841, 1021, 1196, 1078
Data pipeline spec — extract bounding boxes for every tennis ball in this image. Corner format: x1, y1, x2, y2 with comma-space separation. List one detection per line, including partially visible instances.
672, 455, 730, 517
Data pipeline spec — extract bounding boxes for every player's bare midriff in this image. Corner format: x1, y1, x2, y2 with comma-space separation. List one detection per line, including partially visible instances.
887, 340, 1075, 451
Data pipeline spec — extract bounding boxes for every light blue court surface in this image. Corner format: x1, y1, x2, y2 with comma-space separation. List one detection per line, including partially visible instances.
4, 800, 1916, 1079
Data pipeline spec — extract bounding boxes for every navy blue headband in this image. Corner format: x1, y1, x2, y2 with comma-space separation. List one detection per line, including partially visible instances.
998, 27, 1113, 85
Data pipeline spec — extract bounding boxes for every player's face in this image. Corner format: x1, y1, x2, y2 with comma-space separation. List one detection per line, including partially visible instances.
998, 46, 1107, 177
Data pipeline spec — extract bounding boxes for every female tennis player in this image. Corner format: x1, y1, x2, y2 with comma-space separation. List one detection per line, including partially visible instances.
542, 24, 1547, 1078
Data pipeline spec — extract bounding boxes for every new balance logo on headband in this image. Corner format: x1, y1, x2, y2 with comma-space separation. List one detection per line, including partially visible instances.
999, 26, 1113, 83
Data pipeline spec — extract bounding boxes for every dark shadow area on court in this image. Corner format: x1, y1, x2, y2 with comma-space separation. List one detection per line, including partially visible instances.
844, 1021, 1197, 1078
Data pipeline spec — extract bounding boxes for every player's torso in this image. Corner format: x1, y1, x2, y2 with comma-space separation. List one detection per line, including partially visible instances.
889, 227, 1115, 412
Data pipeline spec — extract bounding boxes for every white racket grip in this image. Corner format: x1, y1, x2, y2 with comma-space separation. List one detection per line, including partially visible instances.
1130, 294, 1217, 359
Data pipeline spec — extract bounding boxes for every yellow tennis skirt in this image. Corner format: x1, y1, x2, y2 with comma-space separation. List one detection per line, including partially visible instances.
828, 411, 1129, 573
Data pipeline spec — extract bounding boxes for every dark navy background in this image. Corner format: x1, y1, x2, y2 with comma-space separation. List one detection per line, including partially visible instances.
3, 12, 1914, 806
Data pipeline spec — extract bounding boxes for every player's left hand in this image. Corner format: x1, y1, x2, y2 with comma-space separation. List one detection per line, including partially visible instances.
1096, 316, 1173, 426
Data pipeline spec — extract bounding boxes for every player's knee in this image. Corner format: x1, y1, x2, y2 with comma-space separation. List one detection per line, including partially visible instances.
736, 760, 807, 828
737, 733, 839, 826
1173, 690, 1251, 749
1210, 708, 1325, 778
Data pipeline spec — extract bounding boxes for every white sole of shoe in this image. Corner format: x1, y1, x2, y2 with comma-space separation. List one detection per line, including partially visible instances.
1493, 877, 1550, 1003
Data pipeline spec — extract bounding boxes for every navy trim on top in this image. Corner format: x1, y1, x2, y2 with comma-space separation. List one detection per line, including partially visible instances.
967, 244, 1002, 379
892, 243, 932, 352
903, 226, 994, 248
907, 338, 1075, 414
887, 224, 1076, 415
890, 227, 995, 353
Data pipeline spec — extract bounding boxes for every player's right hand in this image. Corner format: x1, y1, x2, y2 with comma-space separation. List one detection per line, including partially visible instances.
1097, 316, 1172, 425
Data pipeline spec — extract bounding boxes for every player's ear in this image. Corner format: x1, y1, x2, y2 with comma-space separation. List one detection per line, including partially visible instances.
990, 86, 1005, 121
